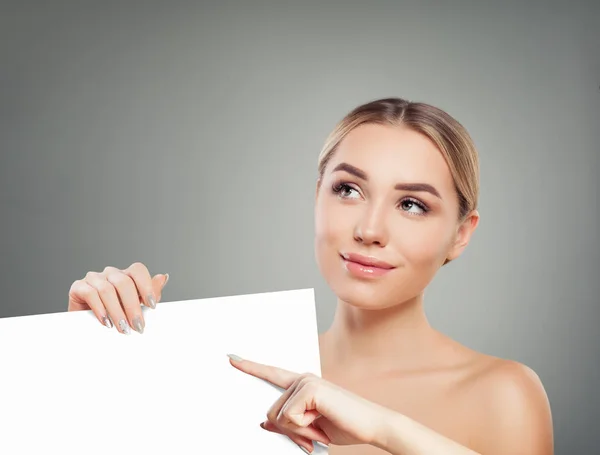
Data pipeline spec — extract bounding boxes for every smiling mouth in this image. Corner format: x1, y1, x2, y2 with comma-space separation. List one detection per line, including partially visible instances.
340, 252, 395, 269
340, 252, 396, 278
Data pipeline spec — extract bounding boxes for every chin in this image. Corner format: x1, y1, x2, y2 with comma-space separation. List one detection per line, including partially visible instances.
315, 246, 428, 310
329, 277, 412, 310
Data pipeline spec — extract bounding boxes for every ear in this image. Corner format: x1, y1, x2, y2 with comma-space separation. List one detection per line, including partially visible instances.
446, 209, 480, 262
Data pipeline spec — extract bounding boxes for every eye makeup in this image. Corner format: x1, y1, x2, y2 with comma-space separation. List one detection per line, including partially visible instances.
331, 179, 431, 216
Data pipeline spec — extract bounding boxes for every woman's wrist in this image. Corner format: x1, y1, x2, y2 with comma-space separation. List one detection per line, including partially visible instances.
371, 408, 480, 455
370, 407, 411, 454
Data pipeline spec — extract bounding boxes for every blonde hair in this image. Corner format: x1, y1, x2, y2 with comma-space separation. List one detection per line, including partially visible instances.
318, 97, 479, 222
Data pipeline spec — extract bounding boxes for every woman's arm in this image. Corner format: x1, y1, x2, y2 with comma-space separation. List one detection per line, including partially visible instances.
372, 410, 480, 455
228, 355, 553, 455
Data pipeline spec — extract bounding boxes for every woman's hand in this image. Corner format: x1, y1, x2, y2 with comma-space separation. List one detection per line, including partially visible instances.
227, 354, 393, 453
68, 262, 169, 334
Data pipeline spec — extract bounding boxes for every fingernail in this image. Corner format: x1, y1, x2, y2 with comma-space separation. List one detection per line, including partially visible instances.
163, 273, 169, 287
298, 445, 311, 454
133, 316, 144, 334
101, 315, 113, 329
227, 354, 243, 362
147, 294, 156, 309
118, 319, 130, 334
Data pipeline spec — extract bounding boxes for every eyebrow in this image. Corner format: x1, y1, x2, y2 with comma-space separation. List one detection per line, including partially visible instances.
331, 162, 442, 199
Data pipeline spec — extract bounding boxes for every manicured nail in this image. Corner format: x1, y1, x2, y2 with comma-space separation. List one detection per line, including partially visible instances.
227, 354, 243, 362
298, 445, 311, 454
164, 273, 169, 287
146, 294, 156, 309
101, 315, 113, 329
118, 319, 130, 334
133, 316, 144, 334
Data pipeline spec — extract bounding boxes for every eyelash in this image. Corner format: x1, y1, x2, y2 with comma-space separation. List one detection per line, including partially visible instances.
332, 182, 359, 199
331, 182, 430, 216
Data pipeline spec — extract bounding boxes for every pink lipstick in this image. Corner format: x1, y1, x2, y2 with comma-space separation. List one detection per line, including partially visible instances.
340, 252, 395, 278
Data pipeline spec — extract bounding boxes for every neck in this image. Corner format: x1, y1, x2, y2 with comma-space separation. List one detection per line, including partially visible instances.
322, 293, 439, 375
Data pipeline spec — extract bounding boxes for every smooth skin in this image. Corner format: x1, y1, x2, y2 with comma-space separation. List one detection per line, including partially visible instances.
68, 124, 553, 454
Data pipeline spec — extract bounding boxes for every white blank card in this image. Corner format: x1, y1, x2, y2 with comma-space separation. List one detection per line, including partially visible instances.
0, 288, 328, 454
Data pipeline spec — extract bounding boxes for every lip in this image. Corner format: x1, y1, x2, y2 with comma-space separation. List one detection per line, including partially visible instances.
340, 252, 396, 279
340, 252, 395, 269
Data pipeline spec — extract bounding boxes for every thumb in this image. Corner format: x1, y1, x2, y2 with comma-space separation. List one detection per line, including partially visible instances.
151, 273, 169, 303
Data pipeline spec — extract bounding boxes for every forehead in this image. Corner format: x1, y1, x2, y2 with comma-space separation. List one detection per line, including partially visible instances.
328, 123, 454, 190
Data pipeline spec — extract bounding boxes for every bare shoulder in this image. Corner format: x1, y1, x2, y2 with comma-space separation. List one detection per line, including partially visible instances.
463, 355, 554, 454
473, 357, 553, 425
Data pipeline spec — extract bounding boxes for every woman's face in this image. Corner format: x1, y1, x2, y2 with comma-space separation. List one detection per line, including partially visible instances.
314, 123, 477, 309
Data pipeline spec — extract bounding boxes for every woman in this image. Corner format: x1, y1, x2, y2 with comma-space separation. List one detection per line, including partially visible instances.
68, 98, 553, 454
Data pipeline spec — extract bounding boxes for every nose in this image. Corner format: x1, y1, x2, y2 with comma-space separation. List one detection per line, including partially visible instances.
353, 203, 389, 247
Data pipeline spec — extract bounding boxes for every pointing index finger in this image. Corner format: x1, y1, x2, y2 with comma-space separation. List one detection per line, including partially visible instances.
227, 354, 299, 390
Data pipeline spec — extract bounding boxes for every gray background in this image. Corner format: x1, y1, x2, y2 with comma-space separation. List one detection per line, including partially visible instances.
1, 0, 598, 453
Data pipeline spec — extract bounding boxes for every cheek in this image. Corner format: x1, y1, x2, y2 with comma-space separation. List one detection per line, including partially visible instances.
315, 199, 341, 246
314, 197, 351, 268
394, 219, 453, 267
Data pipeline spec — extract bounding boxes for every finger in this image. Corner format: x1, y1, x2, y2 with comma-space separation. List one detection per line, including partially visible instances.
104, 268, 145, 334
267, 375, 302, 423
280, 416, 330, 447
85, 272, 130, 334
263, 375, 330, 445
121, 262, 157, 309
281, 378, 323, 429
151, 273, 169, 304
68, 279, 91, 312
68, 280, 113, 329
276, 380, 331, 445
227, 355, 299, 389
260, 421, 315, 454
311, 417, 338, 443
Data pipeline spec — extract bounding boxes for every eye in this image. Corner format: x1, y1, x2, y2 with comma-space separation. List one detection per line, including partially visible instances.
399, 197, 428, 215
332, 182, 361, 199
